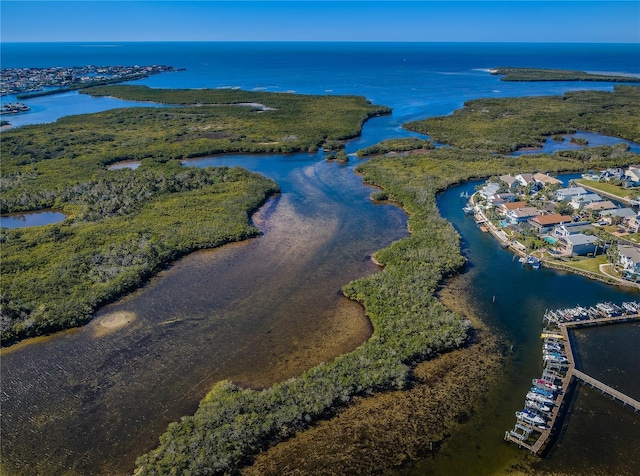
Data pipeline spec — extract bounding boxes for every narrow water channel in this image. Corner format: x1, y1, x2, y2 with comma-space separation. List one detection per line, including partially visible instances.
0, 154, 408, 476
414, 180, 640, 475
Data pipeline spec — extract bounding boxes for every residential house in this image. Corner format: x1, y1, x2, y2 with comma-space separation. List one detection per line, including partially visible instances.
498, 175, 519, 190
569, 193, 603, 210
506, 207, 541, 225
479, 182, 500, 200
533, 173, 562, 187
558, 233, 598, 257
624, 166, 640, 183
618, 245, 640, 276
626, 214, 640, 234
499, 201, 528, 216
488, 192, 515, 207
553, 221, 593, 238
602, 168, 624, 181
584, 200, 617, 213
496, 192, 515, 203
598, 207, 636, 224
528, 214, 573, 233
516, 173, 535, 187
556, 186, 588, 201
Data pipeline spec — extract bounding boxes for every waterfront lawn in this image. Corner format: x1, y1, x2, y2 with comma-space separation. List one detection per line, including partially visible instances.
404, 86, 640, 153
574, 178, 640, 200
558, 254, 609, 274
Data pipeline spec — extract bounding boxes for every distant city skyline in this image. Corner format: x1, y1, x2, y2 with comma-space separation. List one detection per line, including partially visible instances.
2, 1, 639, 43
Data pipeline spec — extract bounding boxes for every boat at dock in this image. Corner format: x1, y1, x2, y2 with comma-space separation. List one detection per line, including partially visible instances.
516, 410, 546, 426
526, 391, 555, 406
532, 378, 560, 392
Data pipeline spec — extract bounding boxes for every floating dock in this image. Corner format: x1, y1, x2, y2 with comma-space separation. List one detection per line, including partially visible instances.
505, 302, 640, 454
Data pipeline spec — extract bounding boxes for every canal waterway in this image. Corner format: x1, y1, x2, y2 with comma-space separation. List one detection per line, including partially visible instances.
2, 42, 640, 475
417, 180, 640, 476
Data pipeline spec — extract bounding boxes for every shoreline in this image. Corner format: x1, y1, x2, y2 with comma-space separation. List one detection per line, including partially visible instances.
469, 192, 640, 290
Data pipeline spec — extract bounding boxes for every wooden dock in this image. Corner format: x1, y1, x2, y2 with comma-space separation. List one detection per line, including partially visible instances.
506, 306, 640, 454
563, 313, 640, 328
573, 369, 640, 412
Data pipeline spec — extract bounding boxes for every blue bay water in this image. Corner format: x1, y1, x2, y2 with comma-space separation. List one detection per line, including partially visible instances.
2, 42, 640, 475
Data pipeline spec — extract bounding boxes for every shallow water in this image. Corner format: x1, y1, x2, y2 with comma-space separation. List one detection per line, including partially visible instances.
0, 156, 408, 475
0, 209, 67, 228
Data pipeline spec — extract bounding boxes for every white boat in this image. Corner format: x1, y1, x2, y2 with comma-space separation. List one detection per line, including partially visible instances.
516, 410, 545, 426
526, 391, 555, 406
525, 399, 552, 413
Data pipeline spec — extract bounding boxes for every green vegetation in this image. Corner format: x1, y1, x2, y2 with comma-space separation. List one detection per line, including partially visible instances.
1, 87, 391, 345
557, 254, 608, 274
135, 83, 640, 475
575, 177, 640, 200
1, 87, 388, 214
405, 86, 640, 152
491, 67, 640, 83
134, 144, 640, 475
356, 137, 435, 157
1, 161, 278, 345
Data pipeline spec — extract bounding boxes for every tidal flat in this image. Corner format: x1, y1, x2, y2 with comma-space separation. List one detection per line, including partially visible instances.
1, 158, 408, 476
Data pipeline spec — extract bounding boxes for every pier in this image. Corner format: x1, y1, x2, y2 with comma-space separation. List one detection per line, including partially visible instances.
573, 369, 640, 412
505, 302, 640, 454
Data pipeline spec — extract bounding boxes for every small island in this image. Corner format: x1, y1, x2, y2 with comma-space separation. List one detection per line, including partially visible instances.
490, 67, 640, 83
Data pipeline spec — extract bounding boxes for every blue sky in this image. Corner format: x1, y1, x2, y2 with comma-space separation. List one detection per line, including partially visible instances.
2, 1, 639, 43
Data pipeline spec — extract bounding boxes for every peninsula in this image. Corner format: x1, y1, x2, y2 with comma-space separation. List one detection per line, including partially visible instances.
490, 67, 640, 83
0, 64, 177, 98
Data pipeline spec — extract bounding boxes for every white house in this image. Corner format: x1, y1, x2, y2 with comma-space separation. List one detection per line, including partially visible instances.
556, 186, 588, 201
479, 182, 500, 200
516, 173, 535, 187
553, 222, 593, 238
506, 207, 541, 224
569, 193, 603, 210
624, 166, 640, 183
618, 245, 640, 275
558, 233, 598, 256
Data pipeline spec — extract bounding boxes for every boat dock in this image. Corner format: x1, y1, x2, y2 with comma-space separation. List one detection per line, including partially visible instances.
505, 302, 640, 454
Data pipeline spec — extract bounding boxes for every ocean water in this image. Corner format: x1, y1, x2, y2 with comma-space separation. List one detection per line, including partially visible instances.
3, 42, 639, 132
2, 42, 640, 475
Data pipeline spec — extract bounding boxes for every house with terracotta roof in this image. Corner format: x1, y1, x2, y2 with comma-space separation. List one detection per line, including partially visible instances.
498, 201, 527, 215
528, 214, 573, 233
